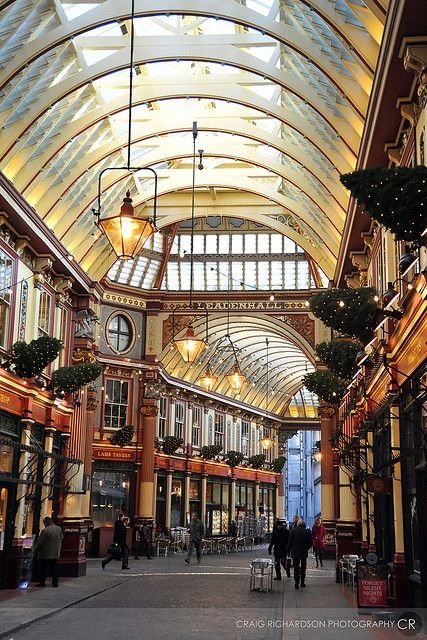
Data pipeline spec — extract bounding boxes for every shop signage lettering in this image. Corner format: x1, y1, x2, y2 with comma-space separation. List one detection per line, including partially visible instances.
0, 393, 10, 404
357, 564, 388, 608
163, 301, 306, 311
93, 449, 135, 461
64, 528, 79, 533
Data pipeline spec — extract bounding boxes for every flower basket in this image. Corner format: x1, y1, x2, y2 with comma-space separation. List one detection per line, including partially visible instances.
271, 456, 286, 473
4, 337, 63, 378
162, 435, 184, 455
303, 370, 346, 405
248, 454, 266, 469
315, 340, 362, 381
51, 363, 102, 394
201, 444, 223, 460
224, 450, 244, 467
110, 425, 134, 447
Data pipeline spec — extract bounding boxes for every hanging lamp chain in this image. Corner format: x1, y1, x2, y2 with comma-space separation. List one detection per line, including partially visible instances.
127, 0, 135, 170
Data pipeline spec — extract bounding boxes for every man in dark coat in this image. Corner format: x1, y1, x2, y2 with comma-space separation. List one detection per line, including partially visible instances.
268, 519, 290, 580
185, 512, 205, 565
33, 516, 63, 587
134, 522, 152, 559
287, 518, 312, 589
102, 513, 130, 570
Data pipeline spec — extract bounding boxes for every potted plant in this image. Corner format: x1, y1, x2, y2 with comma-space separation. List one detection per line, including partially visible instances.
309, 287, 379, 344
303, 370, 346, 405
248, 454, 266, 469
316, 340, 362, 381
200, 444, 223, 460
4, 336, 63, 378
341, 165, 427, 245
51, 363, 102, 394
224, 450, 244, 467
271, 456, 286, 473
110, 425, 134, 447
162, 435, 184, 455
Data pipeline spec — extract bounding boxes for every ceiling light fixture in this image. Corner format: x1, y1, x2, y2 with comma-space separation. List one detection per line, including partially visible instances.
93, 0, 157, 259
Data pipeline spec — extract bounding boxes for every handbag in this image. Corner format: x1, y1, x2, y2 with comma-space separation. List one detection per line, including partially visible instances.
107, 543, 122, 558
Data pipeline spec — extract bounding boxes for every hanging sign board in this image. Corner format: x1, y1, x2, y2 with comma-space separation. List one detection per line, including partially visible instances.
357, 563, 388, 608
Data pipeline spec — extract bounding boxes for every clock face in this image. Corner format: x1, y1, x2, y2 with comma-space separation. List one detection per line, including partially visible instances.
365, 552, 378, 566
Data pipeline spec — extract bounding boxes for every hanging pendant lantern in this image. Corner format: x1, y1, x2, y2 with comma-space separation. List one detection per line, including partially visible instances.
259, 435, 273, 450
99, 191, 156, 260
174, 325, 207, 363
197, 367, 217, 391
226, 365, 246, 393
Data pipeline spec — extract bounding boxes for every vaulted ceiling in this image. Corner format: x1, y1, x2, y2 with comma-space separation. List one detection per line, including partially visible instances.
0, 0, 387, 282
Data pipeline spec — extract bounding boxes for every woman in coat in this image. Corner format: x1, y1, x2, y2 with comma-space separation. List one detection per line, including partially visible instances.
311, 516, 326, 568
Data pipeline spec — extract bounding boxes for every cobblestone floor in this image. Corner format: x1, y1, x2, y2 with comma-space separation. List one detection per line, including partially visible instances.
0, 548, 423, 640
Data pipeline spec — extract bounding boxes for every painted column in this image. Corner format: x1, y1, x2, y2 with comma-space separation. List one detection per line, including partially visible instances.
390, 405, 410, 606
230, 476, 236, 523
39, 427, 56, 523
318, 402, 336, 558
201, 474, 207, 525
165, 470, 173, 530
336, 465, 358, 581
152, 470, 158, 522
276, 477, 285, 519
184, 472, 191, 524
139, 399, 158, 521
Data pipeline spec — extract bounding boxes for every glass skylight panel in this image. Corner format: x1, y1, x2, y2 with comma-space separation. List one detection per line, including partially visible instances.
284, 237, 297, 253
270, 234, 283, 253
206, 262, 217, 290
244, 261, 256, 288
218, 262, 229, 290
218, 235, 229, 254
258, 234, 270, 254
231, 234, 243, 254
244, 234, 256, 253
284, 263, 296, 289
192, 235, 204, 254
62, 3, 100, 21
205, 235, 217, 253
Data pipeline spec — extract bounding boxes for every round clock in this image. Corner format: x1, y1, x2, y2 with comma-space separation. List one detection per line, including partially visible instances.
365, 552, 378, 565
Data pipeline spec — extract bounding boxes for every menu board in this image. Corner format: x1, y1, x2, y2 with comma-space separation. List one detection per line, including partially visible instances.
357, 563, 388, 608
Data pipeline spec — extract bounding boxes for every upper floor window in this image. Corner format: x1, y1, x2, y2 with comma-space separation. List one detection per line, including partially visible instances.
107, 314, 133, 352
241, 420, 250, 458
104, 379, 129, 429
38, 290, 52, 338
214, 413, 225, 449
192, 405, 202, 448
0, 250, 13, 349
174, 400, 185, 440
159, 396, 168, 439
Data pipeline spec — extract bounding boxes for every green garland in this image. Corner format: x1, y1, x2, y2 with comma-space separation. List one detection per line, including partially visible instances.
341, 166, 427, 244
5, 337, 63, 378
201, 444, 222, 460
309, 287, 378, 344
110, 425, 134, 447
303, 370, 346, 405
162, 435, 184, 455
315, 340, 362, 381
248, 454, 266, 469
51, 363, 102, 393
271, 456, 286, 473
224, 450, 244, 467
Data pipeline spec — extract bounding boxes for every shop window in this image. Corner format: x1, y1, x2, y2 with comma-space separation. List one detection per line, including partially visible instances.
174, 401, 185, 439
104, 379, 129, 429
158, 396, 168, 439
0, 250, 12, 350
241, 420, 250, 458
171, 477, 183, 527
38, 290, 52, 337
214, 413, 225, 449
107, 314, 133, 353
91, 471, 130, 527
192, 405, 201, 447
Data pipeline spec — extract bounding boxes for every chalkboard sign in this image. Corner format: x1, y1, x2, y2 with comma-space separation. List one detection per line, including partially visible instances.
357, 563, 388, 608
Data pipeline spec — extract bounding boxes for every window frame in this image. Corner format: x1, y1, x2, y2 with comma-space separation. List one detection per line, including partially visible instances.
192, 404, 202, 448
214, 412, 225, 450
106, 311, 135, 354
174, 400, 185, 440
0, 242, 16, 352
103, 377, 131, 430
158, 396, 168, 439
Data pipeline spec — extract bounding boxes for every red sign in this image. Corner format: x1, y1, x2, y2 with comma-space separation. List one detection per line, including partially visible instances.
93, 449, 136, 461
357, 564, 388, 608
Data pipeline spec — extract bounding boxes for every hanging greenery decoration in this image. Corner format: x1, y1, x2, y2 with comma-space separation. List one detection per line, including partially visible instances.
4, 337, 63, 378
271, 456, 286, 473
303, 370, 346, 405
162, 435, 184, 455
200, 444, 223, 460
248, 453, 266, 469
315, 340, 362, 381
309, 287, 378, 344
224, 450, 244, 467
110, 425, 134, 447
51, 363, 102, 394
340, 166, 427, 244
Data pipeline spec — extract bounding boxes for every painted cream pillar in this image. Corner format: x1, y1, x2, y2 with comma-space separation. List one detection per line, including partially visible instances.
318, 403, 336, 524
184, 472, 191, 523
201, 474, 207, 525
276, 479, 285, 519
139, 399, 158, 521
165, 470, 173, 530
39, 427, 55, 523
15, 421, 34, 537
230, 477, 236, 522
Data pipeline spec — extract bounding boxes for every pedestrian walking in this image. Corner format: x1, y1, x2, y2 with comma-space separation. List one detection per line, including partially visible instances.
290, 514, 299, 529
33, 516, 63, 587
287, 518, 312, 589
268, 519, 291, 580
185, 512, 205, 565
102, 513, 130, 570
134, 521, 152, 559
229, 520, 238, 538
312, 516, 326, 568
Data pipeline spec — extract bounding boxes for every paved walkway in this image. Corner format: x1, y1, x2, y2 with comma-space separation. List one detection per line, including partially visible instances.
0, 547, 422, 640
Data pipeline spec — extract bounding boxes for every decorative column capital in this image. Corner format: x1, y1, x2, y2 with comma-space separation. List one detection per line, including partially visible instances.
140, 403, 159, 417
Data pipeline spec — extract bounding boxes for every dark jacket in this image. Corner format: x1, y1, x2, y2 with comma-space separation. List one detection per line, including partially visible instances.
189, 517, 205, 542
113, 518, 128, 547
287, 524, 312, 559
268, 525, 290, 557
34, 524, 63, 560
